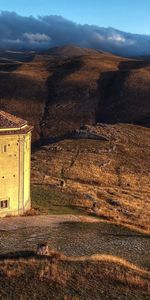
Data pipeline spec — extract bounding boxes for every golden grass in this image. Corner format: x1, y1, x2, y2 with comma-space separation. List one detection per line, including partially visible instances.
0, 252, 149, 299
31, 124, 150, 233
0, 49, 150, 144
67, 254, 150, 274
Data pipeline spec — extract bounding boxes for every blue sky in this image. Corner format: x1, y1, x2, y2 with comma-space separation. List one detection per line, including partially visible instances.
0, 0, 150, 34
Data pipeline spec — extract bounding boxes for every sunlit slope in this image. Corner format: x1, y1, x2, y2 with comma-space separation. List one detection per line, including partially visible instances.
32, 124, 150, 233
0, 254, 149, 300
0, 47, 149, 142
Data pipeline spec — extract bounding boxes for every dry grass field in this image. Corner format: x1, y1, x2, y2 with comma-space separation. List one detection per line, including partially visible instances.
0, 46, 149, 143
0, 253, 149, 299
31, 123, 150, 233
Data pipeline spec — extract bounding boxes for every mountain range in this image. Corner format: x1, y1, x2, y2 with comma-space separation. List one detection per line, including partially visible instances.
1, 11, 150, 57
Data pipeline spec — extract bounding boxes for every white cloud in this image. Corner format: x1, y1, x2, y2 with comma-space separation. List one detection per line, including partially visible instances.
23, 32, 51, 43
0, 11, 148, 55
3, 38, 22, 44
91, 30, 135, 48
107, 34, 126, 43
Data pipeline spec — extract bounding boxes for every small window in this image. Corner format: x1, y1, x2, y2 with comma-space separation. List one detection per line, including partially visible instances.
3, 145, 7, 152
1, 145, 7, 153
0, 200, 8, 209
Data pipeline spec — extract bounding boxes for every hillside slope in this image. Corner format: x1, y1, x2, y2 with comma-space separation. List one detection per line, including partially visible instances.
31, 123, 150, 233
43, 45, 102, 57
0, 254, 149, 300
0, 46, 149, 142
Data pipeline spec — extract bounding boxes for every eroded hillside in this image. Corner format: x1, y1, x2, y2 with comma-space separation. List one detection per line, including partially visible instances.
0, 47, 150, 143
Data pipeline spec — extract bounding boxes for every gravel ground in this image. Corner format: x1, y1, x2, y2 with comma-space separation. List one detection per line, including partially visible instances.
0, 215, 149, 270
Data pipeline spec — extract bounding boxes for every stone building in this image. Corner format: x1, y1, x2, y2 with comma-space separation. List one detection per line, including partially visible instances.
0, 111, 33, 217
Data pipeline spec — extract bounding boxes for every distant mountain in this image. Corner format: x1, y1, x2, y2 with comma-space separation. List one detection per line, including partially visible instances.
43, 45, 103, 58
1, 12, 150, 57
0, 50, 35, 62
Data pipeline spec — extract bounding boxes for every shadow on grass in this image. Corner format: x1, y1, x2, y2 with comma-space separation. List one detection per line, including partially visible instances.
0, 250, 57, 261
0, 251, 36, 260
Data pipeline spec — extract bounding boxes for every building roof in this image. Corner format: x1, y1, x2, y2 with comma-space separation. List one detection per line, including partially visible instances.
0, 111, 33, 135
0, 111, 27, 129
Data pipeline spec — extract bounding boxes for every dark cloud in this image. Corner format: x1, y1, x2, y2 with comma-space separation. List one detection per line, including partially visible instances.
0, 11, 150, 56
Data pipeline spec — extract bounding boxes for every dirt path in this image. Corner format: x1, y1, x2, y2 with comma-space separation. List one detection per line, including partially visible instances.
0, 215, 150, 270
0, 214, 100, 231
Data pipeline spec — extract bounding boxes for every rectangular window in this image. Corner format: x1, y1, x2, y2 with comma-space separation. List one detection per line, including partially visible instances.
0, 200, 8, 209
1, 145, 7, 153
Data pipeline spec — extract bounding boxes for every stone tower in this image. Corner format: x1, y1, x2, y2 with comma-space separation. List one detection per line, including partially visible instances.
0, 111, 33, 217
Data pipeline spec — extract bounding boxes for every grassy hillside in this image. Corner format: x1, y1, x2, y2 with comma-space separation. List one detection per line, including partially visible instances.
31, 123, 150, 233
0, 46, 150, 143
0, 254, 149, 300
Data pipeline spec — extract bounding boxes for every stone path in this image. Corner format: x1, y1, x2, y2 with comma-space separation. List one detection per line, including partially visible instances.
0, 216, 149, 270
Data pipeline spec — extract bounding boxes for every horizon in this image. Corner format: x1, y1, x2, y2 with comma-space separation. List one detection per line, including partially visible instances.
0, 1, 150, 57
1, 0, 150, 35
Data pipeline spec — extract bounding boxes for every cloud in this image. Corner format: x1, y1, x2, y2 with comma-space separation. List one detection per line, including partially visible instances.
23, 33, 51, 42
107, 33, 126, 43
0, 11, 150, 56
